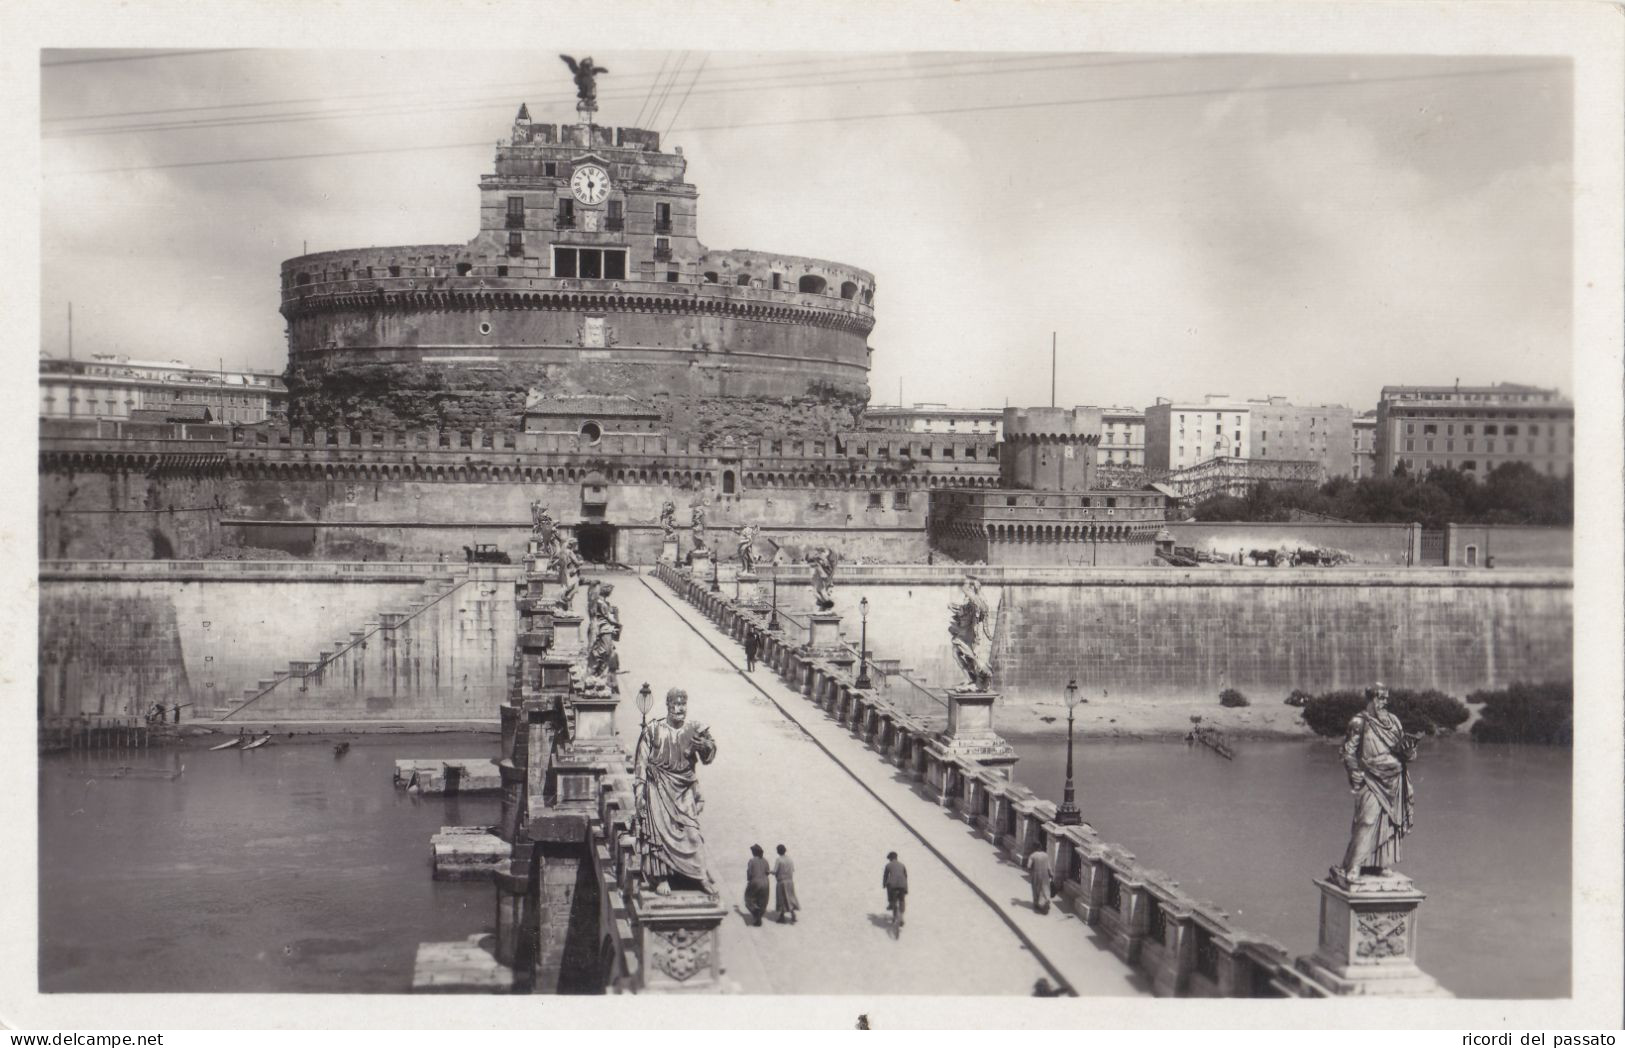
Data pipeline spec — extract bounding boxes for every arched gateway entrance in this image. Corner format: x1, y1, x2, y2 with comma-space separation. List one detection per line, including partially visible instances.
575, 521, 616, 564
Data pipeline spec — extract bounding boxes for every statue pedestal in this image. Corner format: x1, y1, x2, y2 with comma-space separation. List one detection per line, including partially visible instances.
939, 690, 1019, 779
551, 613, 584, 659
736, 572, 762, 605
806, 612, 842, 650
689, 549, 712, 576
1297, 874, 1448, 996
630, 889, 729, 993
660, 538, 678, 564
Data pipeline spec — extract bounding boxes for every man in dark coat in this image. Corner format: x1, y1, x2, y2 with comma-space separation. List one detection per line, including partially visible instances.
882, 851, 908, 927
744, 844, 771, 926
744, 627, 759, 672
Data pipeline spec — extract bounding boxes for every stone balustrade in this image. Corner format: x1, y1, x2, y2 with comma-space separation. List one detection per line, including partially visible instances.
651, 560, 1322, 998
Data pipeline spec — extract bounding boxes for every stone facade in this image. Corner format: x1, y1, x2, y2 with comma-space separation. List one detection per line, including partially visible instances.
1374, 382, 1574, 480
280, 108, 875, 434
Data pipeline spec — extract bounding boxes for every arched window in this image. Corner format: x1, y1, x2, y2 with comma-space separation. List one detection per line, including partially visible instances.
736, 274, 752, 286
840, 281, 858, 300
722, 470, 736, 495
703, 271, 719, 283
798, 274, 827, 294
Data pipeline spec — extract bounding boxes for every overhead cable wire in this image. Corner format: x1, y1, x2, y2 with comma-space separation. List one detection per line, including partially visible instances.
645, 51, 688, 132
41, 49, 243, 68
47, 63, 1563, 178
664, 54, 710, 138
43, 54, 1171, 140
631, 51, 674, 130
42, 50, 892, 123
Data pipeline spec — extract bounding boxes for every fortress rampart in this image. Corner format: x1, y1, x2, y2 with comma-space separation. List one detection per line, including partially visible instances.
279, 116, 878, 432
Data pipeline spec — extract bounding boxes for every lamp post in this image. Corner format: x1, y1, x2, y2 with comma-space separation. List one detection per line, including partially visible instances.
710, 550, 721, 593
635, 682, 654, 736
1055, 678, 1083, 826
768, 567, 780, 632
855, 595, 872, 689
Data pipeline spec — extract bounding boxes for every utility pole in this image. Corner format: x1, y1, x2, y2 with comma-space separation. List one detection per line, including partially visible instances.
67, 302, 73, 360
1051, 331, 1056, 408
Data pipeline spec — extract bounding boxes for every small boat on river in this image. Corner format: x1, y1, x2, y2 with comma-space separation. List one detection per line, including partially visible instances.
242, 734, 272, 751
209, 738, 244, 751
1186, 724, 1236, 760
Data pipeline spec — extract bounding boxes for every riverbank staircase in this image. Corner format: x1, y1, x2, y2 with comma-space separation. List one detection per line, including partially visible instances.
210, 566, 505, 722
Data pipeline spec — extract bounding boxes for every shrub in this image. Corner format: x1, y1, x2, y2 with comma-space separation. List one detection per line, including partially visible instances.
1285, 688, 1312, 707
1467, 681, 1573, 745
1219, 688, 1249, 708
1300, 688, 1469, 738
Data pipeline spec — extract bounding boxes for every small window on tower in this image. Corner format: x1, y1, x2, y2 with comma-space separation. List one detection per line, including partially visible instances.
543, 162, 557, 177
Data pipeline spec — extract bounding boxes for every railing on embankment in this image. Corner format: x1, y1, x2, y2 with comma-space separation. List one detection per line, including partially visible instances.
653, 560, 1326, 998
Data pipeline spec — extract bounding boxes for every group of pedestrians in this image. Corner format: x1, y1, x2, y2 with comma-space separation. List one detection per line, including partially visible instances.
740, 846, 913, 935
743, 844, 799, 925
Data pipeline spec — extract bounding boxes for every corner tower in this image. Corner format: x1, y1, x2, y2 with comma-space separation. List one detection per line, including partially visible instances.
280, 95, 876, 438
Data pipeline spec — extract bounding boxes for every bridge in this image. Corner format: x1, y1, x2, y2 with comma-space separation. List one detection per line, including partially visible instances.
395, 526, 1440, 998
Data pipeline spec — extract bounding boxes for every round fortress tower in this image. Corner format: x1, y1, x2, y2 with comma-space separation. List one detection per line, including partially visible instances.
280, 102, 875, 433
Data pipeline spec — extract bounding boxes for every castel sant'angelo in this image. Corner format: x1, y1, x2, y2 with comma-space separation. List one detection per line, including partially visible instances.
280, 83, 877, 439
40, 64, 1170, 566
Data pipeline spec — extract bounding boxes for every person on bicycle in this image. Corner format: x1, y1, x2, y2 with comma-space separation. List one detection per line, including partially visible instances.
882, 851, 909, 928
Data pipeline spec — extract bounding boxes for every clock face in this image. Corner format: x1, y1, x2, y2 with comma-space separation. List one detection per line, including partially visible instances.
570, 164, 610, 205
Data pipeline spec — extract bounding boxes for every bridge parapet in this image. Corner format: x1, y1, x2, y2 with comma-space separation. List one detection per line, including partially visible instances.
651, 560, 1400, 998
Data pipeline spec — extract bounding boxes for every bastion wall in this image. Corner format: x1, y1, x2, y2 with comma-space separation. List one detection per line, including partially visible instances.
39, 565, 1572, 722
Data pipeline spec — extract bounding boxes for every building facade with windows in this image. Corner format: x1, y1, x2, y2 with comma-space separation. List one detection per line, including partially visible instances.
1352, 415, 1377, 480
1098, 407, 1145, 468
1374, 383, 1574, 479
39, 354, 286, 424
1144, 396, 1252, 472
1145, 394, 1355, 481
279, 103, 875, 432
863, 403, 1004, 440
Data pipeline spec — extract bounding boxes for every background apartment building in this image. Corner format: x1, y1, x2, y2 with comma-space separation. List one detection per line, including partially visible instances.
864, 402, 1004, 440
40, 354, 287, 424
1098, 407, 1145, 467
1374, 383, 1573, 478
1352, 414, 1377, 480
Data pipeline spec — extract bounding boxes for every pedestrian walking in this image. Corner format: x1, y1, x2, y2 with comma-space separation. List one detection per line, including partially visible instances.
744, 627, 759, 672
1025, 844, 1053, 914
882, 851, 908, 930
744, 844, 771, 926
773, 844, 800, 924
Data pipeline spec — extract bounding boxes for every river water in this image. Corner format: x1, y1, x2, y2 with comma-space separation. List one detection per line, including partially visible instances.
1003, 733, 1571, 999
38, 734, 501, 994
39, 732, 1568, 998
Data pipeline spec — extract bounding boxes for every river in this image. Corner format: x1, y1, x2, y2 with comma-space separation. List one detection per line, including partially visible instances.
1003, 733, 1571, 999
38, 732, 1568, 998
38, 734, 501, 994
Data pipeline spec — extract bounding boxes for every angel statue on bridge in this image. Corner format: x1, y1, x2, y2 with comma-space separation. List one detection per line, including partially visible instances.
805, 546, 837, 612
552, 535, 582, 612
737, 524, 761, 574
634, 688, 718, 897
659, 500, 678, 541
948, 575, 995, 692
690, 502, 708, 552
559, 55, 609, 106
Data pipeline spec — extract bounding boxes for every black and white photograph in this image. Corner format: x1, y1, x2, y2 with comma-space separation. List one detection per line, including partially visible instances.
4, 0, 1621, 1034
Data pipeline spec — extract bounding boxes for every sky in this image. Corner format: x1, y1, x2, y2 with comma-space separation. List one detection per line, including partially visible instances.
39, 49, 1573, 415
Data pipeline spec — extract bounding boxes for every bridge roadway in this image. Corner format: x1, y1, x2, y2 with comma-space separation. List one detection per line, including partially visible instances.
616, 572, 1150, 996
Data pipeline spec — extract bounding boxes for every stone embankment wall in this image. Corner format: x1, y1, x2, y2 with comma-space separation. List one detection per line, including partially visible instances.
1443, 524, 1572, 568
37, 563, 477, 720
40, 470, 227, 560
725, 566, 1572, 705
39, 562, 1570, 722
